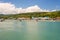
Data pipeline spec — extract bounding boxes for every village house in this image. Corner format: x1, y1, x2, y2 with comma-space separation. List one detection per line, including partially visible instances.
55, 17, 60, 20
32, 17, 52, 20
17, 17, 30, 20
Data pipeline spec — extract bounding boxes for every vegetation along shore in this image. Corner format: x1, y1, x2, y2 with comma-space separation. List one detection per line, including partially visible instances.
0, 11, 60, 22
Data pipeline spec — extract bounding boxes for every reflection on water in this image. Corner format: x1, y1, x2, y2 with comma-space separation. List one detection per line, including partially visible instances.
0, 20, 60, 40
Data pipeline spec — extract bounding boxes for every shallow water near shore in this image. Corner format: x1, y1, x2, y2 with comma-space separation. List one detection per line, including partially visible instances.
0, 20, 60, 40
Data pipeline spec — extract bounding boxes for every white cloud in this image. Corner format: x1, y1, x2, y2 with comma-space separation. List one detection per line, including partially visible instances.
25, 5, 41, 12
0, 3, 16, 14
0, 3, 50, 14
51, 9, 57, 12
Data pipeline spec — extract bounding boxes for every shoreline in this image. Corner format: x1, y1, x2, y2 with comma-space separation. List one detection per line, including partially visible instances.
0, 19, 60, 22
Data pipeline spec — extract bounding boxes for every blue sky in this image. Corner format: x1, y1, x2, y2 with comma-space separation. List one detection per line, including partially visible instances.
0, 0, 60, 10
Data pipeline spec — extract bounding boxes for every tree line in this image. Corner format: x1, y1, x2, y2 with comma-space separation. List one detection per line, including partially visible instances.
0, 11, 60, 19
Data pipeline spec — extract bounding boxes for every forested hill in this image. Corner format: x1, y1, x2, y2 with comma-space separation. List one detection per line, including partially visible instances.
0, 11, 60, 19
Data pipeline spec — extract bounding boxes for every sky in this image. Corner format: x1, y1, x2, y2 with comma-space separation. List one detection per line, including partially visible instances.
0, 0, 60, 14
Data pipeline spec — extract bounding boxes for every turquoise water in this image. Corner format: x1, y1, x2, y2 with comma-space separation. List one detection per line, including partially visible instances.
0, 20, 60, 40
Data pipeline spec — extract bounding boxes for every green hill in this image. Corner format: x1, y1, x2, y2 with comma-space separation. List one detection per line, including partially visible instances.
0, 11, 60, 19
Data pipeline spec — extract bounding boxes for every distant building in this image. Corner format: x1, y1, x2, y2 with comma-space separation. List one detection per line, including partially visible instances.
55, 17, 60, 20
32, 17, 51, 20
0, 18, 4, 22
32, 17, 40, 20
17, 17, 30, 20
40, 17, 51, 20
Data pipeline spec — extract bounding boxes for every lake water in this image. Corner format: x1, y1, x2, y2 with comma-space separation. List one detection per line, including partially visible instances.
0, 20, 60, 40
